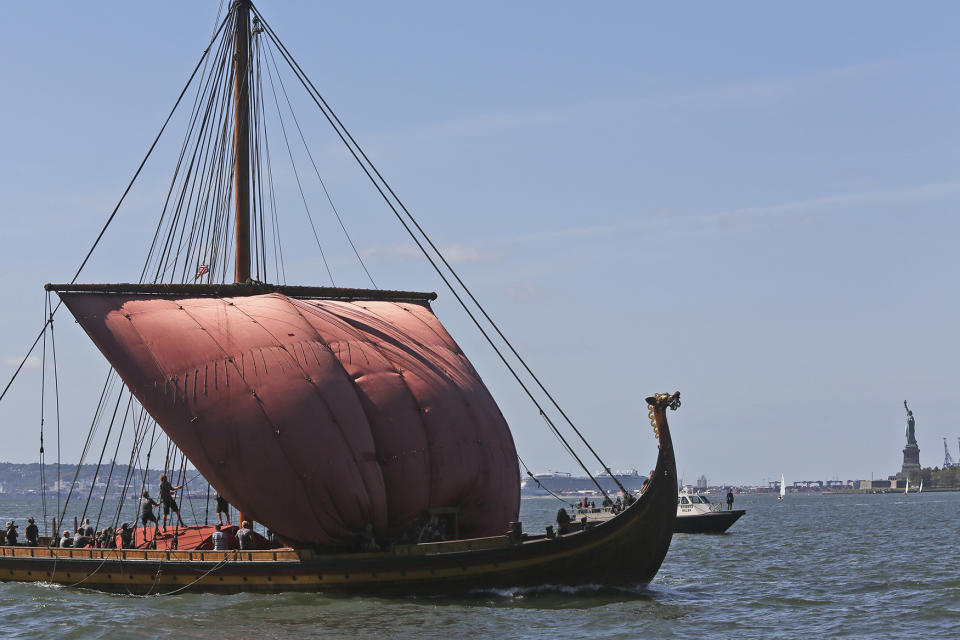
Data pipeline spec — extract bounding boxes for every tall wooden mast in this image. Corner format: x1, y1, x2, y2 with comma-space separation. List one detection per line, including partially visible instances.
232, 0, 252, 284
233, 2, 253, 531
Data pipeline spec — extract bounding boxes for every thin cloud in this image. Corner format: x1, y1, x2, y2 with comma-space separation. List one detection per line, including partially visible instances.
4, 355, 41, 370
704, 180, 960, 225
506, 282, 550, 304
504, 180, 960, 245
403, 54, 933, 142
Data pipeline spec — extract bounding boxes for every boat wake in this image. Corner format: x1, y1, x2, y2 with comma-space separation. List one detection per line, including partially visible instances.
468, 582, 655, 600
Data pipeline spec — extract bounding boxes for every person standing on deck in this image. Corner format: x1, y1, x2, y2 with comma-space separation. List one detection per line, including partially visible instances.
236, 520, 253, 550
726, 488, 734, 511
25, 517, 38, 547
4, 522, 18, 546
139, 491, 161, 541
215, 493, 231, 526
158, 474, 185, 532
82, 518, 94, 538
118, 523, 134, 549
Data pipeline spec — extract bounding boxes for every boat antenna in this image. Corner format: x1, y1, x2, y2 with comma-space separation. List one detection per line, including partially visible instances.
233, 0, 252, 284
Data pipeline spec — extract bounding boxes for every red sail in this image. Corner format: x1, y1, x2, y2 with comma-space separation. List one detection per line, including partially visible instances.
58, 292, 520, 547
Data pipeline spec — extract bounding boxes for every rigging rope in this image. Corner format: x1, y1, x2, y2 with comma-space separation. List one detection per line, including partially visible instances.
0, 14, 231, 406
260, 39, 335, 285
79, 387, 128, 525
266, 44, 375, 288
94, 394, 134, 531
57, 370, 117, 526
49, 295, 64, 525
39, 294, 49, 535
254, 9, 615, 498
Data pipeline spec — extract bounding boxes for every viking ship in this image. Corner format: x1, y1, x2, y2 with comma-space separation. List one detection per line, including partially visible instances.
0, 1, 679, 594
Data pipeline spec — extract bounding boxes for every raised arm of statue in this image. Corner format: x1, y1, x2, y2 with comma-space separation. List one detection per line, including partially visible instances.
903, 401, 917, 446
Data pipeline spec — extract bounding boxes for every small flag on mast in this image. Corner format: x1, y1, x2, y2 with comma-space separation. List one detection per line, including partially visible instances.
195, 264, 209, 280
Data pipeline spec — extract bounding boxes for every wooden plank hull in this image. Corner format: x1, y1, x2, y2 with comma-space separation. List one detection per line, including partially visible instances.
0, 393, 679, 595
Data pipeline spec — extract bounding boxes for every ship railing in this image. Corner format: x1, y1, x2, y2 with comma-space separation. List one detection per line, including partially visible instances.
0, 545, 300, 563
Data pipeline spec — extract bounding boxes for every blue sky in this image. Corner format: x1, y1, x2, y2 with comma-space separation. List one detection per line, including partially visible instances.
1, 1, 958, 485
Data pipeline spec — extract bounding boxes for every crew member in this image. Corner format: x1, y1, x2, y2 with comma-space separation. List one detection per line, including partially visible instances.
25, 517, 39, 547
73, 528, 90, 549
158, 474, 185, 531
211, 524, 226, 550
726, 488, 734, 511
118, 523, 134, 549
556, 508, 571, 535
236, 520, 253, 550
215, 493, 231, 526
4, 522, 18, 546
139, 490, 161, 540
59, 530, 73, 548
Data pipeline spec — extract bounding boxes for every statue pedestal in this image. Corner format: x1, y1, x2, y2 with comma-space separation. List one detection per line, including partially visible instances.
897, 444, 921, 480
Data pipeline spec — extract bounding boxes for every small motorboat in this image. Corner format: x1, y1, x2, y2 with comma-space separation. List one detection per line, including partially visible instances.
674, 492, 745, 534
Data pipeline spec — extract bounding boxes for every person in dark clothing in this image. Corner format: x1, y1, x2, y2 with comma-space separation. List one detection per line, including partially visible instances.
215, 493, 231, 526
118, 523, 134, 549
4, 522, 18, 546
139, 491, 160, 540
73, 529, 90, 549
25, 517, 39, 547
158, 474, 185, 532
726, 488, 734, 511
236, 520, 253, 550
556, 508, 572, 535
99, 527, 116, 549
81, 518, 95, 538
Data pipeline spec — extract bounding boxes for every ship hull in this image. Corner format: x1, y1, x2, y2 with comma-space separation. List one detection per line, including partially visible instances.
0, 491, 667, 594
0, 393, 679, 595
673, 510, 745, 534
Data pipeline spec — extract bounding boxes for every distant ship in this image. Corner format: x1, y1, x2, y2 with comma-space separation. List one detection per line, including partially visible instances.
521, 469, 648, 495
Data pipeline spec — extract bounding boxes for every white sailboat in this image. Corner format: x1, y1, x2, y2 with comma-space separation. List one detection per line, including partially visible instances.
919, 480, 924, 494
905, 479, 909, 494
778, 474, 786, 501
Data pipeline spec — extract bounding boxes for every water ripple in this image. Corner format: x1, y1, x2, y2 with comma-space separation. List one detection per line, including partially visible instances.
1, 492, 958, 638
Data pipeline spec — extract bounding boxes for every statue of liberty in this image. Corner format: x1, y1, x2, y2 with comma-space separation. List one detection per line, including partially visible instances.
904, 400, 917, 446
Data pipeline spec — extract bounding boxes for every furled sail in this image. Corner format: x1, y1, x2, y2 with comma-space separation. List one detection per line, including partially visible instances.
56, 290, 520, 547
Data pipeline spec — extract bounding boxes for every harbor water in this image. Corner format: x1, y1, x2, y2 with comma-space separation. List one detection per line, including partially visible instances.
0, 492, 958, 638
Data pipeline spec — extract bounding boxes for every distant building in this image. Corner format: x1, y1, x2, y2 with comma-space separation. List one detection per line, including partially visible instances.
696, 475, 707, 491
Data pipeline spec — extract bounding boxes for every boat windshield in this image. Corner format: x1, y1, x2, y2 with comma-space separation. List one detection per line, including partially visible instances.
699, 496, 711, 503
689, 495, 702, 503
679, 496, 690, 505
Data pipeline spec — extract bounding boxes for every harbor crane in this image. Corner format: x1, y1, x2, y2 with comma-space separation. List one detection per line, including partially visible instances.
943, 437, 956, 468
